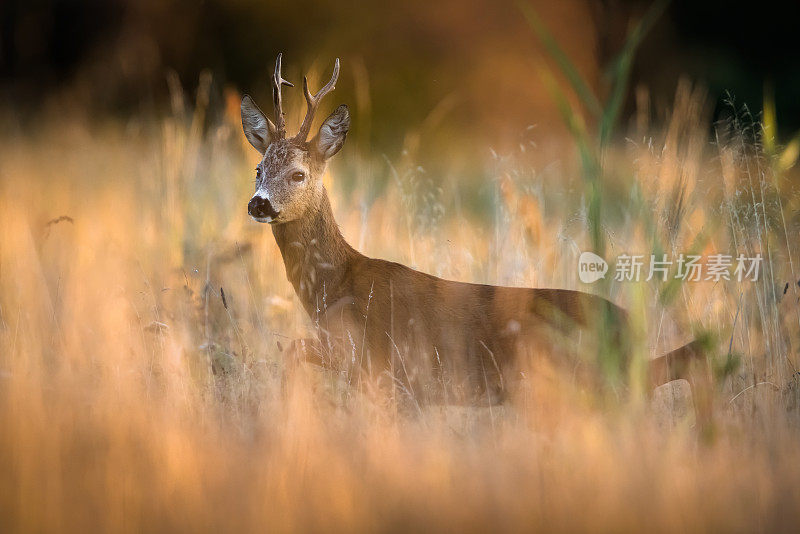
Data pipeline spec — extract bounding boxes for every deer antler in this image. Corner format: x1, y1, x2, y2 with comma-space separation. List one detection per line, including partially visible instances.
294, 58, 340, 143
272, 52, 294, 139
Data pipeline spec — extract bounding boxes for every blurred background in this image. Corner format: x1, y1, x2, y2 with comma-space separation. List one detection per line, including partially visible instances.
2, 3, 800, 531
2, 0, 799, 167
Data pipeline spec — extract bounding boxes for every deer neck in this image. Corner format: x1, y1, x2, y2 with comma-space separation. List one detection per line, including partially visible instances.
271, 189, 357, 318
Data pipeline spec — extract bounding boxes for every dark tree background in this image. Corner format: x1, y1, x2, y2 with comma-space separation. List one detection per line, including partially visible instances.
2, 0, 798, 155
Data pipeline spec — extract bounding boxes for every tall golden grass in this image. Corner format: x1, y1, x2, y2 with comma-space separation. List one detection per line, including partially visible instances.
1, 79, 799, 532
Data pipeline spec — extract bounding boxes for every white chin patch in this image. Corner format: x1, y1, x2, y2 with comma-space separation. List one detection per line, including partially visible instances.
251, 216, 273, 224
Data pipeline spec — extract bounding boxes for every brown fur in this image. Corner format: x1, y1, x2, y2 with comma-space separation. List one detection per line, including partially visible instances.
242, 56, 708, 405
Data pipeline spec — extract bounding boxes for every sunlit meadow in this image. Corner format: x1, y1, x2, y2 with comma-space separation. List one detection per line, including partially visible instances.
1, 70, 799, 532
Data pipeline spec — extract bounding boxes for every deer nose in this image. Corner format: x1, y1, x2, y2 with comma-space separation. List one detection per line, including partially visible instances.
248, 195, 280, 220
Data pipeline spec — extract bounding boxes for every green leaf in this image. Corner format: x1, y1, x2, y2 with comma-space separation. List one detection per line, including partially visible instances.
763, 82, 777, 155
518, 0, 603, 119
600, 0, 671, 145
779, 135, 800, 171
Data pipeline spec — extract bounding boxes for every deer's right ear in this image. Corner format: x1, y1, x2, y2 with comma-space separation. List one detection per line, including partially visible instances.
241, 95, 275, 154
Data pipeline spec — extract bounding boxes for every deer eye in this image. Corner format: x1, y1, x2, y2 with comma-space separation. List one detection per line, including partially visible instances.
290, 171, 305, 183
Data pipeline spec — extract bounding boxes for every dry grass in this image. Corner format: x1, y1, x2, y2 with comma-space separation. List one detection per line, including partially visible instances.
1, 82, 799, 532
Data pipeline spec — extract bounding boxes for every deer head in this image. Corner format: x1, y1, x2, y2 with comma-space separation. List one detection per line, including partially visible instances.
241, 54, 349, 224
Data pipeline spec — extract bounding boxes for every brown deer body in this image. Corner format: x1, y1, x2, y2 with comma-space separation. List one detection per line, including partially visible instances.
241, 54, 706, 404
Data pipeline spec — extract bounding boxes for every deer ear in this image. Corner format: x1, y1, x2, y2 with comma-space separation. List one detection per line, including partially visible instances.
314, 104, 350, 160
241, 95, 275, 153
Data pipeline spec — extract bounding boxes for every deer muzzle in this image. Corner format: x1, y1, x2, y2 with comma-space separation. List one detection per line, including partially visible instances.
248, 194, 280, 223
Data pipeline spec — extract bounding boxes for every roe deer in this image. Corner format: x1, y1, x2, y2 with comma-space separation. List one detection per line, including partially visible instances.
240, 54, 708, 405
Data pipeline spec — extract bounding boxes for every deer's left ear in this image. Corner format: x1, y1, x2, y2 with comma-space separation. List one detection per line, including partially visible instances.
314, 105, 350, 160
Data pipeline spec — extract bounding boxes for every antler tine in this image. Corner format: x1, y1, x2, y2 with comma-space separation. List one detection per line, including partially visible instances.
295, 58, 340, 143
271, 52, 295, 139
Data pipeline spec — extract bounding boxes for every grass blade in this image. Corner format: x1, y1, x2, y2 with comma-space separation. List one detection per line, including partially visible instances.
518, 0, 603, 119
600, 0, 671, 144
